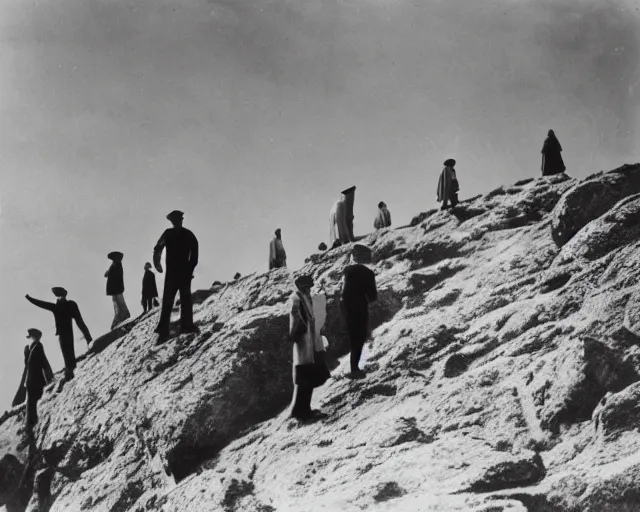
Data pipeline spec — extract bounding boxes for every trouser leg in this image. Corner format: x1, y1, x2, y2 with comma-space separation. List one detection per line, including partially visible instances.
291, 383, 313, 417
25, 391, 38, 432
450, 193, 459, 208
350, 336, 366, 373
441, 197, 449, 210
58, 334, 76, 374
156, 278, 179, 335
179, 279, 195, 330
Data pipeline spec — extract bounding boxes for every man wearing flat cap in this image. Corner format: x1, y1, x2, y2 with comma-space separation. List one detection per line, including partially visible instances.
105, 251, 131, 330
25, 288, 92, 380
329, 186, 356, 248
16, 329, 54, 438
153, 210, 200, 339
341, 244, 377, 378
269, 229, 287, 270
437, 158, 460, 211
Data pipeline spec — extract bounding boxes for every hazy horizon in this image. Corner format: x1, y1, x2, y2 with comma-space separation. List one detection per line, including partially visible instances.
1, 0, 640, 410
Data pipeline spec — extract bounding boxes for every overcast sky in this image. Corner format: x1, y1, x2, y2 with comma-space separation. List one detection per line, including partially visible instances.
1, 0, 639, 409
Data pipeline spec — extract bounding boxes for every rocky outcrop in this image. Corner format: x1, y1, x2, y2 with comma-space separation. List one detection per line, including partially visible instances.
560, 193, 640, 262
4, 168, 640, 511
550, 164, 640, 247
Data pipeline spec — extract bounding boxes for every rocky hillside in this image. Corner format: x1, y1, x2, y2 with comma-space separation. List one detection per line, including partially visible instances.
3, 165, 640, 512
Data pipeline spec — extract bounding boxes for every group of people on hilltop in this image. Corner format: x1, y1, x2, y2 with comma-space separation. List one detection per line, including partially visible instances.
14, 129, 567, 435
285, 129, 566, 421
14, 210, 199, 444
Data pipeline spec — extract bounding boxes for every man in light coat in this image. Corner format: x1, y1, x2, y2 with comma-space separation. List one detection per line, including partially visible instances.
289, 274, 330, 421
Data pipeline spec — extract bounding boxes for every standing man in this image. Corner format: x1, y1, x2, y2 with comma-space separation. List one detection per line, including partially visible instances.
437, 158, 460, 211
105, 251, 131, 329
153, 210, 199, 340
329, 186, 356, 248
21, 329, 54, 440
289, 274, 330, 420
141, 262, 159, 314
341, 244, 378, 379
269, 229, 287, 270
25, 287, 93, 380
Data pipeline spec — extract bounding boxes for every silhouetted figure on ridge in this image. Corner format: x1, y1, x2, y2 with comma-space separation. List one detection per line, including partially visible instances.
289, 274, 330, 421
329, 186, 356, 248
269, 229, 287, 270
25, 287, 92, 381
341, 244, 377, 379
374, 201, 392, 230
437, 158, 459, 211
541, 129, 566, 176
17, 329, 54, 441
153, 210, 199, 341
141, 262, 159, 314
105, 251, 131, 330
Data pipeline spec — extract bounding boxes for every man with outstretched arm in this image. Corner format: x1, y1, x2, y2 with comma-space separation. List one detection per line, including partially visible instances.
25, 287, 92, 380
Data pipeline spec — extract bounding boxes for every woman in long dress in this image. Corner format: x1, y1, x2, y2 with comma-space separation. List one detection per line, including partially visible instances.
105, 251, 131, 330
541, 129, 566, 176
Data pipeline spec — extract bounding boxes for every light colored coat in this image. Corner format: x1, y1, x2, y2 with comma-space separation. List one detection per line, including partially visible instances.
290, 291, 325, 366
329, 196, 350, 246
269, 237, 287, 269
374, 207, 392, 230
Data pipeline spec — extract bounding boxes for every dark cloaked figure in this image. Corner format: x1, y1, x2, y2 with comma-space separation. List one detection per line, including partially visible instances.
437, 158, 460, 211
341, 244, 377, 378
105, 251, 131, 329
541, 129, 566, 176
25, 288, 92, 380
153, 210, 199, 339
142, 262, 159, 313
18, 329, 54, 435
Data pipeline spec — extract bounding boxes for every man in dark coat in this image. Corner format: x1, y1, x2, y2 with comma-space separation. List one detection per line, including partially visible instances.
341, 244, 378, 378
25, 287, 92, 380
142, 262, 159, 313
21, 329, 54, 437
105, 251, 131, 329
153, 210, 199, 340
541, 129, 566, 176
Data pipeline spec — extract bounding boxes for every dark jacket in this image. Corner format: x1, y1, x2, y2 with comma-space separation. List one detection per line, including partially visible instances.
25, 341, 54, 394
26, 296, 92, 340
13, 341, 54, 405
142, 269, 158, 298
153, 227, 199, 277
106, 262, 125, 296
341, 264, 378, 313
